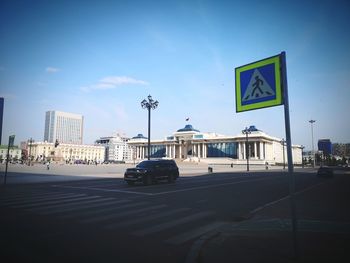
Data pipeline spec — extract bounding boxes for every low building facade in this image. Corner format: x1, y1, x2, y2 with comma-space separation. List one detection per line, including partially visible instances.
28, 141, 105, 163
0, 145, 22, 163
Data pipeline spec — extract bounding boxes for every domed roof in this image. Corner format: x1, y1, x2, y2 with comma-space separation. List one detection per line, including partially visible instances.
177, 124, 200, 132
248, 125, 259, 132
132, 133, 148, 139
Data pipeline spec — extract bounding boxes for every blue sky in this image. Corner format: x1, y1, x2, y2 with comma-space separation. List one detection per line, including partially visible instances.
1, 0, 349, 150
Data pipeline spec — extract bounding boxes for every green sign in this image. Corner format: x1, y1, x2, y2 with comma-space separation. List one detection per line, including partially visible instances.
235, 54, 283, 112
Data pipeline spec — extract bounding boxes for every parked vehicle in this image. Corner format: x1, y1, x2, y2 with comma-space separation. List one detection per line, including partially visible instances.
124, 159, 179, 185
317, 166, 334, 177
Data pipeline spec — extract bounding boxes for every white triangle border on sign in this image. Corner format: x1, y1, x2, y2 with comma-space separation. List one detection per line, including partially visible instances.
242, 69, 275, 102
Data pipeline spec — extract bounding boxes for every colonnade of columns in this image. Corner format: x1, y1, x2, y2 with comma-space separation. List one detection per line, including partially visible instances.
237, 141, 265, 160
134, 141, 266, 161
135, 145, 146, 159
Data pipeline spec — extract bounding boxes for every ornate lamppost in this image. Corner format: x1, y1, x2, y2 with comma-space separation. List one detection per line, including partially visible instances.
242, 127, 251, 171
141, 95, 159, 160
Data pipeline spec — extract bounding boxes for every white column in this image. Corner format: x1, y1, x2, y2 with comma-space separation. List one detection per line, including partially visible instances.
198, 144, 201, 158
238, 142, 241, 159
260, 142, 263, 160
254, 142, 257, 159
179, 145, 182, 159
243, 142, 246, 159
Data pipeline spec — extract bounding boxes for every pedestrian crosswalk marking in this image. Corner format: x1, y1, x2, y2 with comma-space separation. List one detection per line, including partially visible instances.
105, 207, 191, 229
59, 199, 131, 217
82, 204, 167, 224
29, 196, 102, 211
165, 221, 227, 244
0, 191, 69, 204
38, 197, 118, 215
132, 211, 214, 236
12, 194, 87, 208
64, 201, 145, 218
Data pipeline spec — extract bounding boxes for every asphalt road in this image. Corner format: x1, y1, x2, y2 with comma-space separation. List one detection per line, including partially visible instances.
0, 168, 345, 262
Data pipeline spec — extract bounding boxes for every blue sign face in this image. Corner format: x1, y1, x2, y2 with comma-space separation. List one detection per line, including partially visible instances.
240, 63, 277, 106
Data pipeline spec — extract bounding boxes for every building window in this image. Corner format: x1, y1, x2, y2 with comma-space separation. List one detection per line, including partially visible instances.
207, 142, 237, 158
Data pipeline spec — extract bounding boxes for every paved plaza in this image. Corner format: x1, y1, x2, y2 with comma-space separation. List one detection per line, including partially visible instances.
0, 161, 290, 184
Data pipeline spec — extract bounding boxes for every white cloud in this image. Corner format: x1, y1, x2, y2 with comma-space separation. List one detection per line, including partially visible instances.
46, 67, 60, 73
81, 76, 149, 92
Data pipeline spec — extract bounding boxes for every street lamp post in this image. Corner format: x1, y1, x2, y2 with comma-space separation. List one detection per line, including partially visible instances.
141, 95, 159, 160
242, 127, 251, 171
309, 120, 316, 167
301, 145, 305, 168
280, 138, 286, 169
28, 138, 34, 166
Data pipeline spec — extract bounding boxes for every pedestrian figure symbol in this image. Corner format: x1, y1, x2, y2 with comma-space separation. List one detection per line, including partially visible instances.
242, 69, 275, 102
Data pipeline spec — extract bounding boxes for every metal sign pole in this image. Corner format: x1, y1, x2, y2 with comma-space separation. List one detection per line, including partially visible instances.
281, 51, 298, 258
4, 135, 15, 185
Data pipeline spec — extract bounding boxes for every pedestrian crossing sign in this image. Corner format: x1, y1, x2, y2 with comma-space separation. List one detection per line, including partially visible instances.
235, 54, 283, 112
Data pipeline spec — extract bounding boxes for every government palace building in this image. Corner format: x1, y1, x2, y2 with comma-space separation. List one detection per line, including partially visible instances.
128, 124, 303, 165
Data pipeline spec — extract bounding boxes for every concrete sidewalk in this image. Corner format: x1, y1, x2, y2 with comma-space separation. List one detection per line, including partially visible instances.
195, 172, 350, 262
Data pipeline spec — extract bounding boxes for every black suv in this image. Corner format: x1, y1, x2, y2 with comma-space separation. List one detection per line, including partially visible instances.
124, 159, 179, 185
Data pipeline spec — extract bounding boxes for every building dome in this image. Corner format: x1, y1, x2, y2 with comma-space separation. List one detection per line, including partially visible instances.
132, 133, 148, 139
177, 124, 200, 132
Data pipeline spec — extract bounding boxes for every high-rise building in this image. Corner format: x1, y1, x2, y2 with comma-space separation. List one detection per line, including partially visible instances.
44, 111, 84, 144
0, 97, 4, 145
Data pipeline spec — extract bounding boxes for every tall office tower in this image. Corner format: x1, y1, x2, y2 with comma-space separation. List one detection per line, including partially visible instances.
0, 97, 4, 145
44, 111, 84, 144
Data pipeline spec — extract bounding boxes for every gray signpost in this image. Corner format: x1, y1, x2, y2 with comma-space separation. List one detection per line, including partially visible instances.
235, 52, 298, 258
4, 135, 15, 185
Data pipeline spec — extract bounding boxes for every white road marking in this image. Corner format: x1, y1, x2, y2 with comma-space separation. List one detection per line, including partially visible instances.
38, 197, 118, 215
132, 211, 214, 236
249, 181, 326, 214
51, 176, 277, 196
65, 201, 147, 218
166, 221, 227, 244
29, 196, 102, 211
51, 185, 154, 196
81, 204, 167, 224
0, 192, 79, 205
12, 194, 87, 208
105, 207, 191, 229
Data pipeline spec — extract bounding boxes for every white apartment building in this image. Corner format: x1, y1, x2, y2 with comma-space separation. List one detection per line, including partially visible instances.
44, 111, 84, 145
95, 134, 133, 162
28, 141, 104, 163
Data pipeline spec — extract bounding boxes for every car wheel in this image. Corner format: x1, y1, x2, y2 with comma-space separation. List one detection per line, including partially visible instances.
168, 173, 175, 183
143, 175, 152, 185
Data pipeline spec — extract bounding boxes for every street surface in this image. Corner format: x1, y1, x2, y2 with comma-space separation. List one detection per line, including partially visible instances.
0, 163, 349, 262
